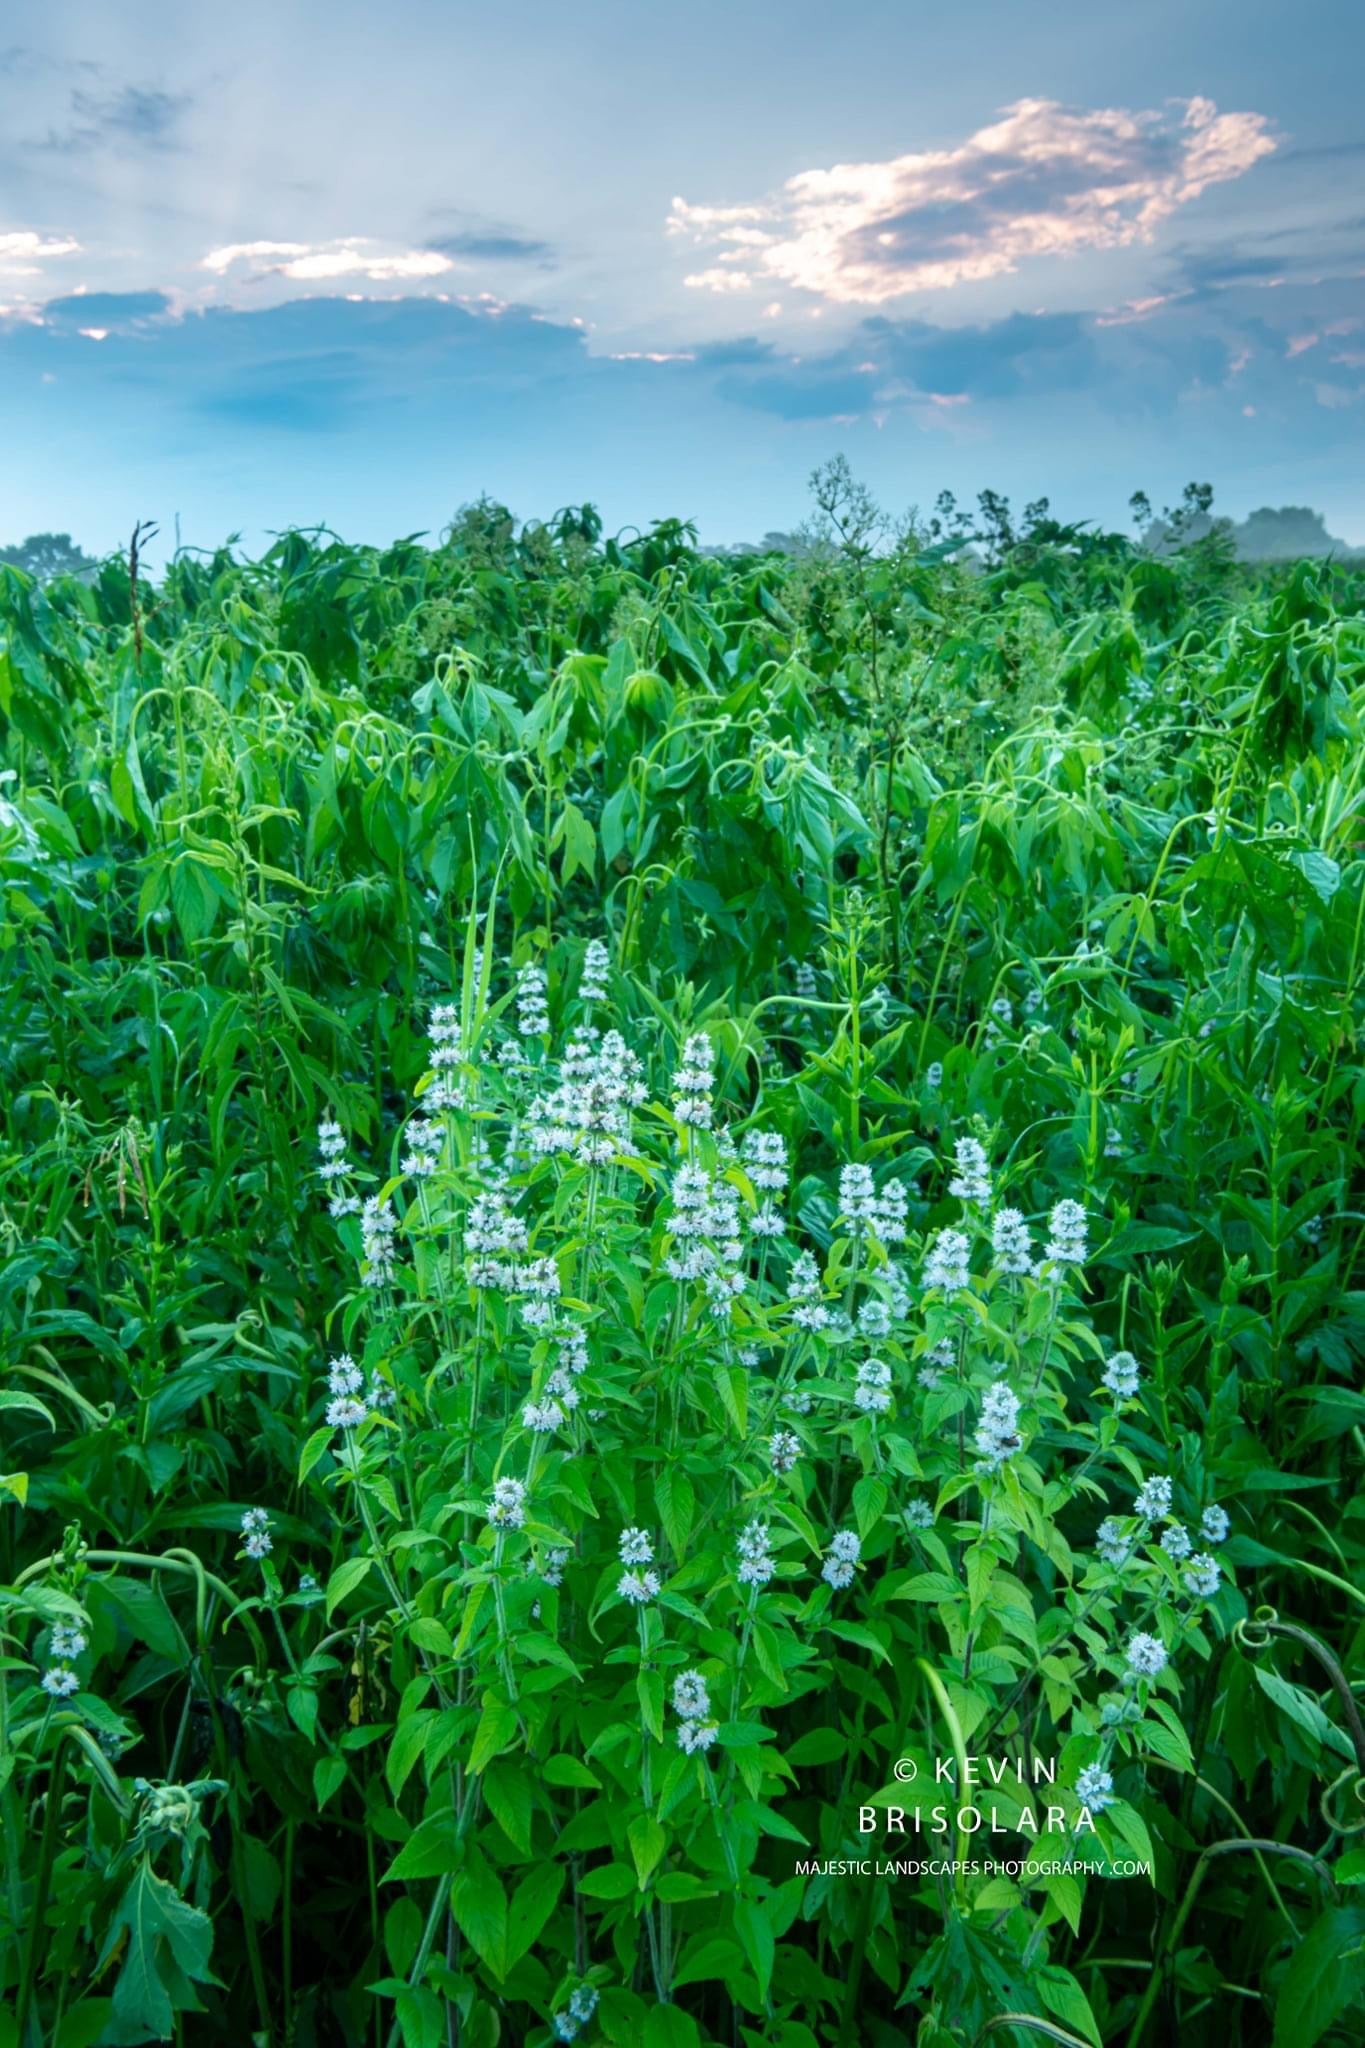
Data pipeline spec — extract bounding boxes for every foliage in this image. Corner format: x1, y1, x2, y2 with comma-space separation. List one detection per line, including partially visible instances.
0, 485, 1363, 2047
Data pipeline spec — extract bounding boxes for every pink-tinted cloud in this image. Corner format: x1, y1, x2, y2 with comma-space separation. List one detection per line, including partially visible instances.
670, 97, 1276, 303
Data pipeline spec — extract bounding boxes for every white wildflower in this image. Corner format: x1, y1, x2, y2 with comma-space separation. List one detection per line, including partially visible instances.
515, 961, 549, 1037
360, 1197, 396, 1287
1126, 1632, 1168, 1678
1102, 1351, 1141, 1401
924, 1228, 971, 1294
770, 1430, 801, 1473
1134, 1475, 1173, 1522
853, 1357, 892, 1415
992, 1208, 1033, 1275
1183, 1553, 1222, 1600
975, 1381, 1022, 1470
618, 1569, 660, 1605
580, 938, 610, 1004
948, 1136, 991, 1207
1075, 1764, 1114, 1812
671, 1033, 715, 1129
488, 1477, 527, 1530
1043, 1199, 1087, 1269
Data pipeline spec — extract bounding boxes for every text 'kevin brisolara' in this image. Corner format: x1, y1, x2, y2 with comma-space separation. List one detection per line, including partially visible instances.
857, 1802, 1100, 1835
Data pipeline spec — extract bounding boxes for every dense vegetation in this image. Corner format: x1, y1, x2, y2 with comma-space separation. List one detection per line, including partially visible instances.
1, 473, 1363, 2048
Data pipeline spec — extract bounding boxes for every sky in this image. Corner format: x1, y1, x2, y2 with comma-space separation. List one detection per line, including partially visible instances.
2, 0, 1364, 555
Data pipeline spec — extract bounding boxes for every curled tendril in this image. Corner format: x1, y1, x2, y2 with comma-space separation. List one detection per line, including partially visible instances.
1233, 1606, 1278, 1653
1320, 1768, 1365, 1837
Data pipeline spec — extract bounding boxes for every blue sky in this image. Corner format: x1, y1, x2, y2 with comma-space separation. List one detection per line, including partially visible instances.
3, 0, 1364, 553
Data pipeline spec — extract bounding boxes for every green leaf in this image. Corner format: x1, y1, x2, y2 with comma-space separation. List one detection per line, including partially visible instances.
384, 1814, 462, 1882
656, 1466, 695, 1557
503, 1860, 562, 1971
644, 2004, 701, 2048
577, 1862, 637, 1900
298, 1426, 334, 1484
732, 1894, 775, 2002
468, 1692, 519, 1775
451, 1852, 508, 1978
786, 1727, 845, 1767
313, 1757, 346, 1810
1273, 1906, 1365, 2047
1036, 1964, 1103, 2048
629, 1813, 667, 1889
852, 1474, 888, 1538
0, 1389, 55, 1428
325, 1555, 374, 1619
100, 1857, 217, 2040
888, 1572, 961, 1603
483, 1756, 533, 1853
1254, 1666, 1357, 1764
542, 1753, 601, 1789
713, 1363, 747, 1435
637, 1666, 665, 1744
95, 1578, 184, 1662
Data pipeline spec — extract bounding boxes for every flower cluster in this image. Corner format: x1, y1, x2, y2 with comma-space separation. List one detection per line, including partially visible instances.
975, 1381, 1022, 1471
787, 1251, 831, 1331
325, 1354, 370, 1431
948, 1135, 991, 1207
821, 1529, 861, 1589
579, 938, 610, 1005
400, 1116, 443, 1179
1075, 1763, 1114, 1812
488, 1477, 528, 1530
673, 1669, 718, 1753
671, 1033, 716, 1130
853, 1357, 892, 1415
1043, 1199, 1087, 1269
1101, 1350, 1141, 1401
770, 1429, 801, 1473
617, 1528, 660, 1604
664, 1164, 745, 1318
836, 1163, 908, 1243
360, 1197, 396, 1287
516, 961, 550, 1037
736, 1520, 777, 1588
317, 1118, 361, 1219
991, 1207, 1033, 1275
426, 1001, 467, 1111
528, 1028, 647, 1164
553, 1985, 600, 2043
924, 1228, 971, 1294
241, 1507, 273, 1560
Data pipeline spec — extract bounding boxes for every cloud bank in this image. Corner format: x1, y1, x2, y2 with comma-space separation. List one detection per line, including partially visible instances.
670, 97, 1277, 302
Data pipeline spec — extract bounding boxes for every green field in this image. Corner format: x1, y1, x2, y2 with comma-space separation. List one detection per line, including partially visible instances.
2, 480, 1363, 2048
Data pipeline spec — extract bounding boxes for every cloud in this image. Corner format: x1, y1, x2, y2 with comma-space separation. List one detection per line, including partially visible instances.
682, 266, 754, 293
0, 229, 80, 273
702, 309, 1098, 420
39, 82, 190, 153
670, 97, 1276, 303
426, 232, 555, 263
41, 290, 172, 333
204, 239, 455, 284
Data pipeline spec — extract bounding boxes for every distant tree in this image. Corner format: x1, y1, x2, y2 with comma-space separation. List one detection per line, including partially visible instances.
0, 531, 98, 584
975, 489, 1015, 564
807, 455, 882, 559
